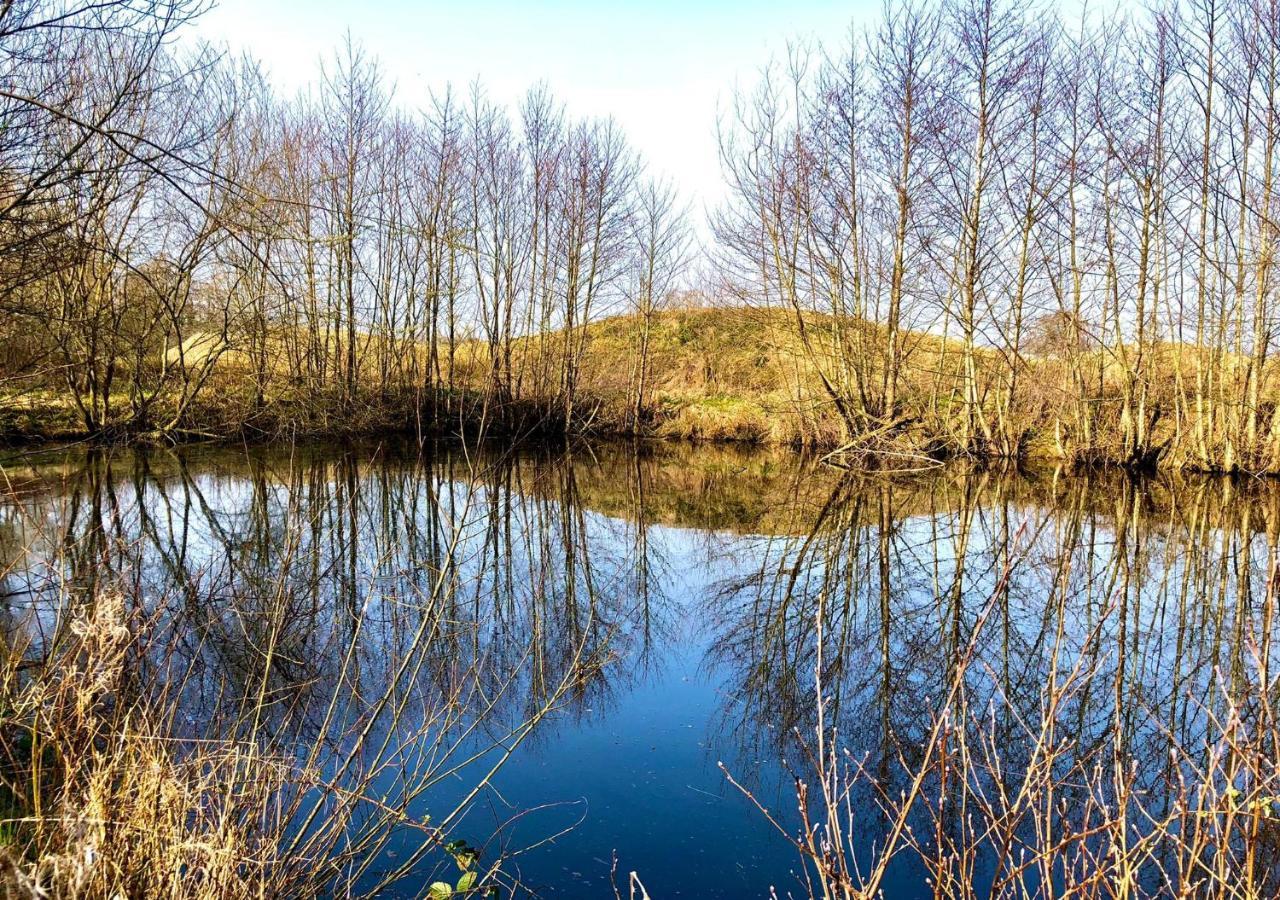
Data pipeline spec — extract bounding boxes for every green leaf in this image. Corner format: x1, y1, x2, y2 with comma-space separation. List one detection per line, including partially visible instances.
457, 871, 478, 892
445, 839, 479, 871
427, 883, 453, 899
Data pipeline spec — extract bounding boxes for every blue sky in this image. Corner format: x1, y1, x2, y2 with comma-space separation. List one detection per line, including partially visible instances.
192, 0, 875, 216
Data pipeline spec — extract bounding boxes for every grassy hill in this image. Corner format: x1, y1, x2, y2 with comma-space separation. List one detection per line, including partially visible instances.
565, 304, 968, 448
9, 301, 1280, 476
574, 305, 818, 442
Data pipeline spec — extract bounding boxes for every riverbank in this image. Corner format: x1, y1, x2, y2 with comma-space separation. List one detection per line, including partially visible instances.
6, 305, 1280, 474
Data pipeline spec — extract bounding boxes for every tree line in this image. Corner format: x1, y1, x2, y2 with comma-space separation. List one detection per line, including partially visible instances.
718, 0, 1280, 472
5, 0, 1280, 473
0, 0, 690, 440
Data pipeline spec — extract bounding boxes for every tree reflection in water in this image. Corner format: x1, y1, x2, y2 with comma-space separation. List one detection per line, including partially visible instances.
0, 442, 1277, 897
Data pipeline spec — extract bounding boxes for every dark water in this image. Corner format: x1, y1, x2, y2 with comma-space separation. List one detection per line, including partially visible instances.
0, 440, 1275, 897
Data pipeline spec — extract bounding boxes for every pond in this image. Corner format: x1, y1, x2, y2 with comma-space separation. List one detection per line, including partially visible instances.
0, 439, 1276, 897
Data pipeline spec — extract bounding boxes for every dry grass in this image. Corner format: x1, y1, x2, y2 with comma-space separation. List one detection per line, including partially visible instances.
12, 303, 1280, 472
0, 593, 296, 899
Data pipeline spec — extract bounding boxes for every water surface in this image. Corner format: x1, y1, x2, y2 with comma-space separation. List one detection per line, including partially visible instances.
0, 440, 1274, 897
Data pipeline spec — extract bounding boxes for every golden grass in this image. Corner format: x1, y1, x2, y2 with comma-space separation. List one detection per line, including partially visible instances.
16, 303, 1280, 472
0, 593, 294, 899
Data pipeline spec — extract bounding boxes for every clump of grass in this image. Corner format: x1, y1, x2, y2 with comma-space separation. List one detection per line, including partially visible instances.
0, 593, 295, 898
656, 394, 773, 443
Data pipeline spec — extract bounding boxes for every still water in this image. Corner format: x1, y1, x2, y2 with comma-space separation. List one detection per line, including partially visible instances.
0, 440, 1275, 897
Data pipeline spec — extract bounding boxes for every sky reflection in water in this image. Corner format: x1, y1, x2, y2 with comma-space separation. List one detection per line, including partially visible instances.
0, 440, 1274, 898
